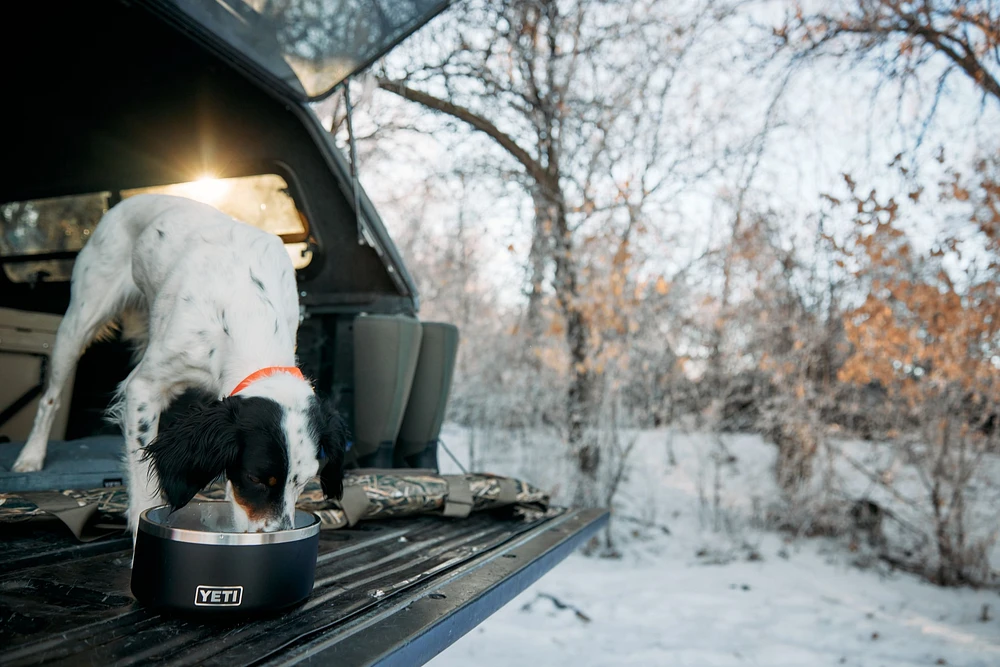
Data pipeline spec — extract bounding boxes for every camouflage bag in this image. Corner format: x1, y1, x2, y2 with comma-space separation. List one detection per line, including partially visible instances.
0, 471, 550, 540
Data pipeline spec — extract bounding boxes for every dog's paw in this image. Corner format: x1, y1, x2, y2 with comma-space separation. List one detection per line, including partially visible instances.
12, 454, 44, 472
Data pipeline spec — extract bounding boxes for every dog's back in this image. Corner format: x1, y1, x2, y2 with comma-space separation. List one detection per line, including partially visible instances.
85, 194, 297, 345
88, 195, 288, 298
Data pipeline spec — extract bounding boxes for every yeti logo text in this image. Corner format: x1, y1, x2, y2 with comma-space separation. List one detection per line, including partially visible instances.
194, 585, 243, 606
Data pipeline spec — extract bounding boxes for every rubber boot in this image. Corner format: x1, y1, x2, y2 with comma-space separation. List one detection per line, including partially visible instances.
395, 322, 459, 472
404, 441, 439, 470
356, 442, 395, 469
351, 314, 422, 469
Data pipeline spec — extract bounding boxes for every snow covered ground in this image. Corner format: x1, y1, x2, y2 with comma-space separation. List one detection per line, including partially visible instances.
427, 426, 1000, 667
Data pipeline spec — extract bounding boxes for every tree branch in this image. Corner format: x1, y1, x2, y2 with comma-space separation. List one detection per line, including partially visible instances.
374, 77, 555, 193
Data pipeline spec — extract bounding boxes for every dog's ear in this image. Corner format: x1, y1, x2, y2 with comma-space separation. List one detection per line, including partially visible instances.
310, 397, 348, 500
143, 398, 242, 511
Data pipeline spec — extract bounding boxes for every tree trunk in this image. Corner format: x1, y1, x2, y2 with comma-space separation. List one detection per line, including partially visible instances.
525, 192, 551, 333
543, 194, 598, 478
374, 78, 599, 478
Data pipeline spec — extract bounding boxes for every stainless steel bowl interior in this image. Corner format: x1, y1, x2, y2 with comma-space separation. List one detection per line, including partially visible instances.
139, 501, 319, 545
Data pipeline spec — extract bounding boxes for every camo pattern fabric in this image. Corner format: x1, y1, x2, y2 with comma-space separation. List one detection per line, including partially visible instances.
300, 472, 550, 521
0, 472, 550, 531
340, 472, 450, 518
468, 474, 547, 511
0, 487, 130, 525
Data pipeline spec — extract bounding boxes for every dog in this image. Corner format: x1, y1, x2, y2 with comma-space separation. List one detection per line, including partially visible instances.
11, 193, 346, 536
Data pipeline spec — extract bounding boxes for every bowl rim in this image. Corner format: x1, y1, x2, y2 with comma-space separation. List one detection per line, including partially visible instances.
138, 501, 320, 545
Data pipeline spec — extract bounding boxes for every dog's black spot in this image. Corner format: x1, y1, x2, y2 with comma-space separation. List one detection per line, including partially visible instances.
157, 229, 165, 239
228, 398, 290, 520
137, 419, 151, 434
144, 396, 243, 510
310, 397, 347, 500
250, 269, 265, 292
137, 435, 147, 448
137, 403, 147, 413
158, 388, 216, 433
208, 348, 215, 358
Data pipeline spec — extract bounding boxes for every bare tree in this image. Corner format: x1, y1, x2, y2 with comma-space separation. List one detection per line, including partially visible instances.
779, 1, 1000, 106
370, 0, 725, 486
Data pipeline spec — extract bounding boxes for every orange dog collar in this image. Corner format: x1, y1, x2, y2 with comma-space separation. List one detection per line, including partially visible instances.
230, 366, 305, 396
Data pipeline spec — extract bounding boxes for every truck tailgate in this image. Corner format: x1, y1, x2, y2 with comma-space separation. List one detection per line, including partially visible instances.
1, 508, 607, 666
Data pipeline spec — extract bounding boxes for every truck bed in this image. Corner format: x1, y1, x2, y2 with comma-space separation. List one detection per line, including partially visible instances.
1, 505, 607, 666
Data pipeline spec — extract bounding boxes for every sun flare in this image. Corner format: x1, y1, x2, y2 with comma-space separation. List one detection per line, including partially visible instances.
183, 174, 231, 203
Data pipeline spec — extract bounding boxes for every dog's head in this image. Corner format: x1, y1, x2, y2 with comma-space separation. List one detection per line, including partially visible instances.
145, 376, 346, 532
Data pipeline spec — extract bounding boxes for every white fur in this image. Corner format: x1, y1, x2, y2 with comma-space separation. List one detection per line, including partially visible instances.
12, 194, 312, 539
236, 372, 320, 531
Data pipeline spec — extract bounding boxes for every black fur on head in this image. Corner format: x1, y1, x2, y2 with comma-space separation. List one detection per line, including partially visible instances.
309, 396, 348, 501
146, 390, 293, 515
142, 394, 243, 511
146, 389, 349, 513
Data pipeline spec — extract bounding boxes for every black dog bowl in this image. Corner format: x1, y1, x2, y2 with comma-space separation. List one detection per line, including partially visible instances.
131, 501, 320, 613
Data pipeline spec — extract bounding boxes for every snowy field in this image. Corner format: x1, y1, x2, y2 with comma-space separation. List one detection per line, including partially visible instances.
428, 426, 1000, 667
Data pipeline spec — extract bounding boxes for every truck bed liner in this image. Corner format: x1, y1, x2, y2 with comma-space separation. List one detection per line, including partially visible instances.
1, 507, 607, 666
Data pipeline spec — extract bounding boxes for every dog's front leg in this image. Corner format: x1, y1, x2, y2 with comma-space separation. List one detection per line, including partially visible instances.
121, 376, 164, 557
